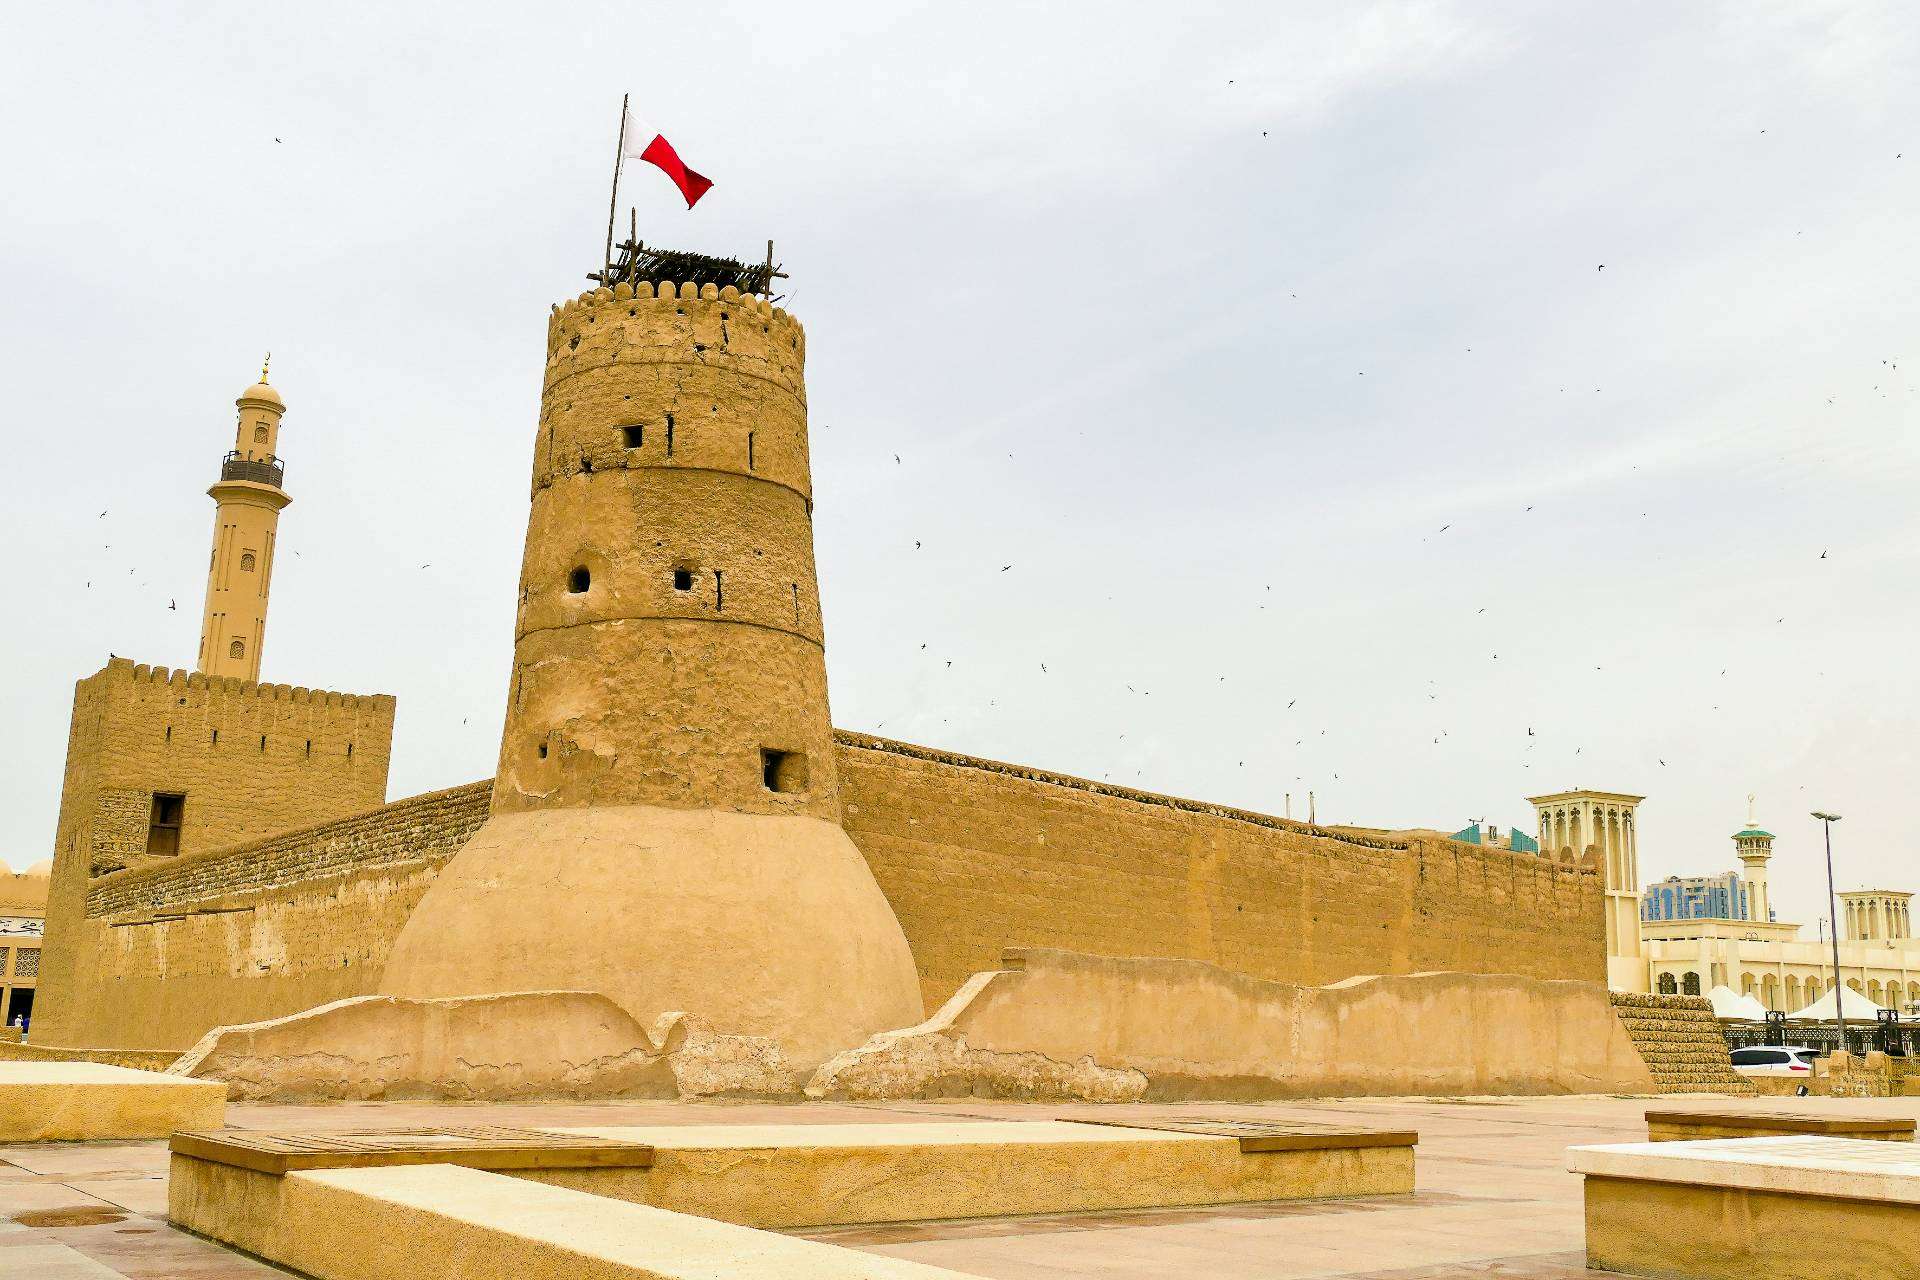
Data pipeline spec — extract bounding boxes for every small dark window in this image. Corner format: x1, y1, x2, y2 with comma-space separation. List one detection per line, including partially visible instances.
568, 566, 591, 593
621, 425, 643, 449
537, 741, 548, 759
147, 793, 185, 856
761, 749, 809, 794
672, 567, 694, 591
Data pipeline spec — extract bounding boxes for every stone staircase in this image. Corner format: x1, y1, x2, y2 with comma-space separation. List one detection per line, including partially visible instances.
1609, 991, 1754, 1094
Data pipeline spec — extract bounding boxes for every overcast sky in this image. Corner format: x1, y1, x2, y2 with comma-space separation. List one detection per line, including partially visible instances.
2, 2, 1914, 933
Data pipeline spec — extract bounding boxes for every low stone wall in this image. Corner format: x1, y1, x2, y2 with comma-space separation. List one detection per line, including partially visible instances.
0, 1041, 182, 1071
808, 948, 1656, 1101
168, 993, 799, 1102
1608, 992, 1752, 1094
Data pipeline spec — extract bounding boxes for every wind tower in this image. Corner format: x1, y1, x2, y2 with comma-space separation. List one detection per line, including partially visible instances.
196, 359, 290, 682
1528, 788, 1647, 990
382, 244, 922, 1068
1732, 795, 1774, 923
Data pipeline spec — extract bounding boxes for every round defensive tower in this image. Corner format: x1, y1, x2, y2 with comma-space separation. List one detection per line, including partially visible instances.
381, 278, 922, 1069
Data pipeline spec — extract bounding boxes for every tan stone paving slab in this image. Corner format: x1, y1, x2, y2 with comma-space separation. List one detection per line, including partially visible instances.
0, 1181, 124, 1218
0, 1240, 126, 1278
0, 1144, 171, 1178
63, 1178, 169, 1216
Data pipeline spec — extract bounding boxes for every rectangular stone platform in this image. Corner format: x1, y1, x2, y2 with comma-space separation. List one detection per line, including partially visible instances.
172, 1118, 1416, 1247
1569, 1136, 1920, 1279
0, 1061, 224, 1141
534, 1118, 1417, 1227
1646, 1106, 1915, 1142
199, 1162, 976, 1280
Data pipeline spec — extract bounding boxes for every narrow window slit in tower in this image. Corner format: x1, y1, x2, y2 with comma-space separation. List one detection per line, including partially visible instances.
792, 583, 800, 624
665, 413, 675, 456
211, 730, 219, 746
304, 739, 311, 757
673, 567, 694, 592
714, 569, 723, 611
747, 432, 755, 470
259, 734, 267, 752
347, 743, 354, 759
164, 725, 171, 744
621, 425, 643, 449
568, 566, 590, 594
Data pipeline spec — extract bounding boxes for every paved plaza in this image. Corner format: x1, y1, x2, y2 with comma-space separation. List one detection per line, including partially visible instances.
3, 1092, 1914, 1278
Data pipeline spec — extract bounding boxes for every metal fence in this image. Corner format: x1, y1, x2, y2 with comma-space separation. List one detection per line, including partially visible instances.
1724, 1011, 1914, 1057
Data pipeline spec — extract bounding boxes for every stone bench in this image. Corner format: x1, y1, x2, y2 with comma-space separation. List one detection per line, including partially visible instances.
193, 1162, 976, 1280
172, 1118, 1417, 1235
0, 1061, 224, 1141
1646, 1107, 1915, 1143
1569, 1136, 1920, 1279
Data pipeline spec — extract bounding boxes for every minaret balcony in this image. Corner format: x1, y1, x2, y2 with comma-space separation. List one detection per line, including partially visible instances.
219, 451, 284, 487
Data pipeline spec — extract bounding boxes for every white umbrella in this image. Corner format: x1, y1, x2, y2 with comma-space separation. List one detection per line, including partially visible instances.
1707, 985, 1768, 1020
1786, 986, 1887, 1021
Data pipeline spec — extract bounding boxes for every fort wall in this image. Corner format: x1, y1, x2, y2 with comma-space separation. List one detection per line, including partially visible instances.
33, 658, 397, 1046
833, 734, 1605, 1010
42, 734, 1602, 1051
46, 783, 486, 1050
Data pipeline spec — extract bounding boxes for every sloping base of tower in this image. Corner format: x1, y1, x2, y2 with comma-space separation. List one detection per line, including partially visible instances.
377, 805, 925, 1072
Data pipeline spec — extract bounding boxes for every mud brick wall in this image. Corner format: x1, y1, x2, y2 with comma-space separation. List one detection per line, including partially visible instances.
835, 733, 1607, 1012
34, 658, 397, 1047
1609, 991, 1753, 1094
47, 783, 487, 1051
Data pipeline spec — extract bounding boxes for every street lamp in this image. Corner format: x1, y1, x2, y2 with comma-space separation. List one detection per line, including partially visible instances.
1812, 812, 1845, 1054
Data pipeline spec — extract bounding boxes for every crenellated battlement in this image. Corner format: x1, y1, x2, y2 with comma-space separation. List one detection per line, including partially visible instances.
98, 656, 394, 712
542, 282, 807, 402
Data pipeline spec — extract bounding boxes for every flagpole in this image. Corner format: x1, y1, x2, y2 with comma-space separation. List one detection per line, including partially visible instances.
603, 93, 629, 279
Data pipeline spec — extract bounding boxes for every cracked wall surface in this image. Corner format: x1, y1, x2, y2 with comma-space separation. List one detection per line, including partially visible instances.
808, 948, 1655, 1100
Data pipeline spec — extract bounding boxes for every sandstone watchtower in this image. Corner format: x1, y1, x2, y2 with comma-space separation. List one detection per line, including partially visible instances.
382, 253, 922, 1067
197, 361, 290, 682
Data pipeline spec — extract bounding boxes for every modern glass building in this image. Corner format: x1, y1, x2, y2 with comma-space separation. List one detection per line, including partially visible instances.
1641, 870, 1750, 922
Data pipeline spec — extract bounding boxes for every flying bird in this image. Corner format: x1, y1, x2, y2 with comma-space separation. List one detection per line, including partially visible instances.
167, 599, 176, 611
1000, 565, 1012, 572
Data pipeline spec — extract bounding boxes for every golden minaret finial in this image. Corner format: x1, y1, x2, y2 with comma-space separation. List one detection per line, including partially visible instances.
260, 351, 271, 383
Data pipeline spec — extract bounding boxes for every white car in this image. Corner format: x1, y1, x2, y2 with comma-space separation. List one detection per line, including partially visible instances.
1729, 1046, 1818, 1078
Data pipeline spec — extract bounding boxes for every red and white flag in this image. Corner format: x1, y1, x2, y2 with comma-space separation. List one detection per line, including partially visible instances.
623, 120, 713, 209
